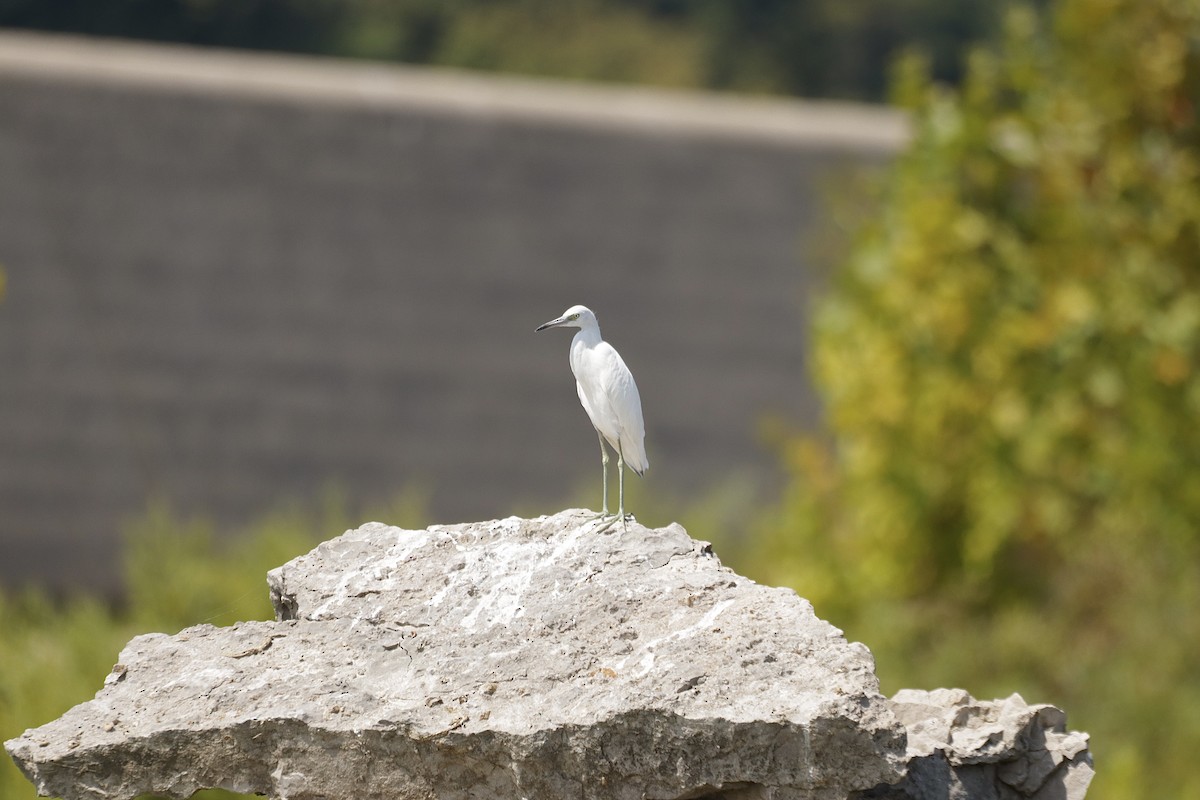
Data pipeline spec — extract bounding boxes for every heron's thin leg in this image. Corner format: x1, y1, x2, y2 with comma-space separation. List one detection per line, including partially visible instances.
593, 443, 630, 534
617, 446, 629, 530
598, 431, 610, 517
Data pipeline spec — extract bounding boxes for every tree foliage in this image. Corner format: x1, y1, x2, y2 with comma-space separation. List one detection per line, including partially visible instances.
749, 1, 1200, 797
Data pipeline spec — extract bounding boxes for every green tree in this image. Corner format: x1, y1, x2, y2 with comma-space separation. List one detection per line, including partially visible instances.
697, 0, 1008, 99
750, 1, 1200, 797
0, 0, 347, 53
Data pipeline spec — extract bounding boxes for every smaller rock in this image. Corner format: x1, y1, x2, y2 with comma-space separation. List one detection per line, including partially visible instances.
856, 689, 1093, 800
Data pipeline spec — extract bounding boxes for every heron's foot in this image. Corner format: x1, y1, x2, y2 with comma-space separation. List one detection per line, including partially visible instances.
598, 513, 635, 532
591, 514, 621, 534
584, 509, 613, 523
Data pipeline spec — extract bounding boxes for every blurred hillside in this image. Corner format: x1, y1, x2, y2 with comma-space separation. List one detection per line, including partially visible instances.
0, 0, 1025, 101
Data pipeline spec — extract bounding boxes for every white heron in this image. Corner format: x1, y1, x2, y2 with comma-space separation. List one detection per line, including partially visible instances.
536, 305, 648, 525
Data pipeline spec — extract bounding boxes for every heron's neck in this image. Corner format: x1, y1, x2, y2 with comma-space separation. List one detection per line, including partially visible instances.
572, 325, 602, 348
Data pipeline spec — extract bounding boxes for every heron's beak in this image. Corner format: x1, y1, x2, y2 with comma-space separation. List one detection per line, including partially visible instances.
535, 316, 567, 332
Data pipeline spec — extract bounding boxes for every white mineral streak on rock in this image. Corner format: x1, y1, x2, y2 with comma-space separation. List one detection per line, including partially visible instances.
620, 597, 735, 679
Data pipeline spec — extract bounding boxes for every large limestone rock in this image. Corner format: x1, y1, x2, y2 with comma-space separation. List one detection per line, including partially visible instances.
6, 510, 910, 800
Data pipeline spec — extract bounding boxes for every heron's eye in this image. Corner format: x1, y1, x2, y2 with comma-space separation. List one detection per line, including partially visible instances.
570, 313, 580, 320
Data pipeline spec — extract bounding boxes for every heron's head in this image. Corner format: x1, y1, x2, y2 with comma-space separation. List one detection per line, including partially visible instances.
535, 305, 597, 332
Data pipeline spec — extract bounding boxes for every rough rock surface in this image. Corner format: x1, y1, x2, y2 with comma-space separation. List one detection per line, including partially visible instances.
6, 510, 908, 800
855, 689, 1093, 800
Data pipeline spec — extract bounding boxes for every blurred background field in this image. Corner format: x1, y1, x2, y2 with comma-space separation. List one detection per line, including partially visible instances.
1, 0, 1013, 101
2, 1, 1199, 799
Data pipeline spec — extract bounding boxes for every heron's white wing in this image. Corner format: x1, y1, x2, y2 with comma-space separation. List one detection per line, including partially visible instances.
594, 342, 648, 474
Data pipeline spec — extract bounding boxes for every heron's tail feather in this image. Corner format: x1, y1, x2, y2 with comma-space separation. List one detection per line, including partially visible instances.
616, 430, 649, 476
625, 448, 649, 477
